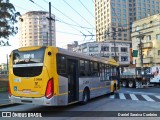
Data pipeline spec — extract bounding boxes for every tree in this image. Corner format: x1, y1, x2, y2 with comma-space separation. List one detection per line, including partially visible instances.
0, 0, 20, 39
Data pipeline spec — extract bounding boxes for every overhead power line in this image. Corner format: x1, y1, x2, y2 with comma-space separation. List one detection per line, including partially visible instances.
27, 0, 87, 35
42, 0, 91, 33
78, 0, 94, 18
62, 0, 95, 28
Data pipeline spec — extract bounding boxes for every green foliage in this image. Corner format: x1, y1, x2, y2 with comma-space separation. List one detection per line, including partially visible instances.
0, 0, 20, 38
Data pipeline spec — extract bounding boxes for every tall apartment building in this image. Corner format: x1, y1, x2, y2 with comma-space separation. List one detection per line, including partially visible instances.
95, 0, 160, 42
19, 11, 56, 47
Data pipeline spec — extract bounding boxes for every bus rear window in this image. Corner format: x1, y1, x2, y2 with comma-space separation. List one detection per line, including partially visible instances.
13, 47, 45, 65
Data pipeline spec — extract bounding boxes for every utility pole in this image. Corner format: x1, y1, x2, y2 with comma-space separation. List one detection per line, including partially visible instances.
49, 2, 52, 46
113, 32, 117, 61
46, 32, 48, 46
137, 32, 145, 68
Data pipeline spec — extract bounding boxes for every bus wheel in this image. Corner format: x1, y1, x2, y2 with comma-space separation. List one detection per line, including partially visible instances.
122, 80, 128, 87
128, 80, 135, 88
81, 89, 90, 104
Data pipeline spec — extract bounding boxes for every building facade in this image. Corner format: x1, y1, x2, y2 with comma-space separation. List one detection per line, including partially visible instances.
19, 11, 56, 47
67, 41, 78, 51
131, 14, 160, 67
95, 0, 160, 42
73, 41, 131, 66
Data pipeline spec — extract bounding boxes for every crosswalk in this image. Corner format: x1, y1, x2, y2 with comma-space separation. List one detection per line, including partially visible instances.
109, 93, 160, 102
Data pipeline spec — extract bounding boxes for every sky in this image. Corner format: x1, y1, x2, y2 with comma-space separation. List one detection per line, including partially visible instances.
0, 0, 95, 64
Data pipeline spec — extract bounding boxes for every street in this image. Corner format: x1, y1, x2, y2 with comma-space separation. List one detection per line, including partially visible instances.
1, 87, 160, 119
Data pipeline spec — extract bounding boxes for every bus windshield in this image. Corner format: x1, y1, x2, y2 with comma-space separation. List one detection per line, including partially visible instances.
13, 47, 45, 65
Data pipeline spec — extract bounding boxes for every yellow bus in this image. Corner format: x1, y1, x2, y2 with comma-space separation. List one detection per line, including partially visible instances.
9, 46, 120, 106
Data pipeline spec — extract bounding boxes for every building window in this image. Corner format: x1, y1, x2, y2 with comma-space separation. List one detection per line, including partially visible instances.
158, 50, 160, 56
111, 47, 118, 52
118, 33, 122, 37
117, 9, 121, 12
136, 26, 139, 31
122, 9, 126, 12
123, 14, 126, 18
89, 46, 99, 52
121, 56, 128, 61
142, 8, 146, 11
121, 47, 128, 52
147, 35, 151, 40
101, 46, 109, 51
124, 34, 127, 37
156, 34, 160, 41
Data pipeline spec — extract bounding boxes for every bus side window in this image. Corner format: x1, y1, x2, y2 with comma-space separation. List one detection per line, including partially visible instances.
93, 62, 98, 77
84, 60, 90, 76
90, 61, 93, 76
56, 54, 66, 77
80, 60, 85, 77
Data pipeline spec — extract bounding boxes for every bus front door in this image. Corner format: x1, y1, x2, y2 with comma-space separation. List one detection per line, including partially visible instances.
67, 59, 78, 103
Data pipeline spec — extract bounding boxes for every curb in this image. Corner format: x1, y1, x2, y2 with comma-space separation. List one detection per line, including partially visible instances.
0, 103, 19, 108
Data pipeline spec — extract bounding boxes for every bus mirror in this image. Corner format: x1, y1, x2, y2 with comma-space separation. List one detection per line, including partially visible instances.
48, 52, 52, 56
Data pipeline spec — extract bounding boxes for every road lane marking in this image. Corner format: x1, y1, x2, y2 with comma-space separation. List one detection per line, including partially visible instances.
109, 95, 115, 99
129, 94, 139, 100
141, 95, 155, 102
119, 93, 126, 99
155, 95, 160, 100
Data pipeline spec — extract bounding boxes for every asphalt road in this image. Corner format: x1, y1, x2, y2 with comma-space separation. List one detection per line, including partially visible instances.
1, 87, 160, 120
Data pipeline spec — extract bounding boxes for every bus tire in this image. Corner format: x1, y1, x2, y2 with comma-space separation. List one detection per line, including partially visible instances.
128, 80, 135, 88
81, 89, 90, 105
122, 80, 128, 87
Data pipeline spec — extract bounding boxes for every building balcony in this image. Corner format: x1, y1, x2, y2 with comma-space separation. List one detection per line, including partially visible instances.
142, 42, 153, 49
143, 57, 153, 64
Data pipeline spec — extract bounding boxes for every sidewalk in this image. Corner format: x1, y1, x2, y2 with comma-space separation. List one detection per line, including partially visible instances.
0, 91, 13, 107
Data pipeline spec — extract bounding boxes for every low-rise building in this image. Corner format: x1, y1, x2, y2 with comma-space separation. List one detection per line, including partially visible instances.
73, 41, 131, 66
131, 14, 160, 67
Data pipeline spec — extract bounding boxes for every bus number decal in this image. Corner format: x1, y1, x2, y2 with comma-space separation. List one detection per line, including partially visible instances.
34, 78, 42, 81
34, 82, 41, 88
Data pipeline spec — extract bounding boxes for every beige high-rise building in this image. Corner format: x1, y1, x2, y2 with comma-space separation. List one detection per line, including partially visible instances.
95, 0, 160, 42
19, 11, 56, 47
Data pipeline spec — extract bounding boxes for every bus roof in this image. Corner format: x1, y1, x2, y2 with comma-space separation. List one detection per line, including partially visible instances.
57, 47, 119, 66
12, 46, 119, 66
